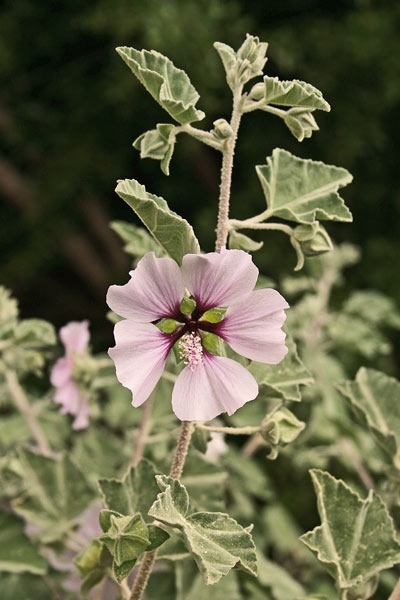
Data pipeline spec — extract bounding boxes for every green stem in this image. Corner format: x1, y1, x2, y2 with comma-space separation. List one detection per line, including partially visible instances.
129, 421, 194, 600
179, 124, 223, 151
131, 394, 154, 466
5, 369, 51, 457
215, 89, 244, 252
196, 423, 260, 435
229, 219, 293, 236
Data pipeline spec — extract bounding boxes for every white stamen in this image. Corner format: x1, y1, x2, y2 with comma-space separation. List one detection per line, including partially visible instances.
179, 333, 203, 371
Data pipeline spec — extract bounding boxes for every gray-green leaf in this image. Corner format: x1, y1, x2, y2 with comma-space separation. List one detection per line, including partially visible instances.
116, 47, 205, 124
148, 475, 257, 585
0, 510, 47, 575
258, 76, 330, 111
300, 469, 400, 589
249, 336, 313, 402
256, 149, 352, 224
115, 179, 200, 264
110, 220, 162, 259
337, 368, 400, 461
133, 123, 177, 175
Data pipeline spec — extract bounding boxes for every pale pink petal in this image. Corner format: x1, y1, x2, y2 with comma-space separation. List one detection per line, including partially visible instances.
172, 353, 258, 421
72, 397, 89, 430
181, 249, 258, 310
108, 320, 172, 407
106, 253, 185, 322
217, 289, 289, 363
54, 380, 80, 414
60, 321, 89, 355
50, 356, 72, 387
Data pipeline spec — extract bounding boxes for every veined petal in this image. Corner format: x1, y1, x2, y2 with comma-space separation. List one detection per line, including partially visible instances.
108, 320, 172, 407
60, 321, 89, 355
106, 252, 184, 322
217, 289, 289, 363
172, 352, 258, 421
182, 249, 258, 310
50, 356, 72, 387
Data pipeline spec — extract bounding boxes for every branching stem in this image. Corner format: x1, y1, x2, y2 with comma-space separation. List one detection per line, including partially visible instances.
5, 369, 51, 457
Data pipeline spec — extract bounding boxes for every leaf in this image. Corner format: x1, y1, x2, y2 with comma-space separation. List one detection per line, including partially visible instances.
256, 552, 305, 600
176, 558, 242, 600
110, 220, 162, 259
0, 573, 66, 600
99, 513, 150, 566
115, 178, 200, 264
0, 510, 47, 575
337, 368, 400, 460
14, 319, 56, 347
149, 475, 257, 585
228, 230, 263, 252
181, 452, 227, 512
98, 458, 160, 523
13, 447, 94, 542
261, 76, 330, 111
249, 337, 313, 402
343, 290, 400, 329
300, 470, 400, 588
133, 123, 177, 175
327, 314, 390, 359
116, 47, 205, 124
256, 149, 353, 225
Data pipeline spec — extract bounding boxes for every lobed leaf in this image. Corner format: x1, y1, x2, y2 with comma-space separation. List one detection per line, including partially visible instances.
261, 76, 330, 111
300, 470, 400, 589
110, 220, 162, 259
337, 368, 400, 460
149, 475, 257, 585
0, 510, 47, 575
249, 336, 313, 402
256, 149, 352, 225
116, 47, 205, 124
115, 178, 200, 264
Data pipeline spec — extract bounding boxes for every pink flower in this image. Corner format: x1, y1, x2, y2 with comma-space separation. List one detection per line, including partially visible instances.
50, 321, 90, 430
107, 249, 289, 421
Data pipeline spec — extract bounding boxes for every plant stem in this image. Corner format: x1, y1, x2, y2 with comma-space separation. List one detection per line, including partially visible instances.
389, 578, 400, 600
129, 421, 194, 600
229, 219, 293, 236
196, 423, 260, 435
215, 89, 243, 252
5, 369, 51, 457
131, 394, 153, 466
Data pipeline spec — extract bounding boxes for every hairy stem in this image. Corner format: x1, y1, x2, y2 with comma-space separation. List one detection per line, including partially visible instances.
196, 423, 260, 435
215, 90, 243, 252
131, 394, 153, 466
5, 369, 51, 457
389, 578, 400, 600
129, 421, 194, 600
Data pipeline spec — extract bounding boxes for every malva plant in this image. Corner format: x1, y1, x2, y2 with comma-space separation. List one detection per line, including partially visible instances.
1, 33, 400, 600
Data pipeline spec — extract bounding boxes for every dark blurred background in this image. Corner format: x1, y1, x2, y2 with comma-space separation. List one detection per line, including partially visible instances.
1, 0, 399, 348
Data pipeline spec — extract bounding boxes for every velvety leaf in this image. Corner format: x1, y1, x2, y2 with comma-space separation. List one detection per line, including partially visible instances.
300, 470, 400, 588
256, 149, 352, 224
149, 475, 257, 585
260, 76, 330, 111
100, 513, 149, 566
116, 47, 205, 124
115, 179, 200, 264
327, 315, 390, 359
133, 123, 177, 175
0, 510, 47, 575
337, 368, 400, 460
228, 230, 263, 252
13, 447, 94, 542
257, 552, 305, 599
74, 539, 107, 595
343, 291, 400, 329
0, 573, 66, 600
249, 336, 313, 402
14, 319, 56, 346
98, 458, 160, 523
181, 452, 227, 512
110, 220, 162, 259
176, 558, 242, 600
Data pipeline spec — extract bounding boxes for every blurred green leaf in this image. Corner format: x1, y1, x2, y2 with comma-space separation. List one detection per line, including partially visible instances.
175, 558, 241, 600
110, 220, 162, 259
301, 470, 400, 589
0, 510, 47, 575
149, 475, 257, 585
115, 179, 200, 264
256, 149, 352, 224
116, 47, 205, 124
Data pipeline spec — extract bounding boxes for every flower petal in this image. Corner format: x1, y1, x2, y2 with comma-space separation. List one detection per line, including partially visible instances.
72, 396, 89, 430
108, 320, 172, 407
217, 289, 289, 363
54, 380, 80, 414
172, 352, 258, 421
60, 321, 89, 355
106, 252, 185, 322
182, 249, 258, 311
50, 356, 72, 387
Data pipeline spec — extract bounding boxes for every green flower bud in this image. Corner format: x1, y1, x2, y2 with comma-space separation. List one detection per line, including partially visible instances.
261, 407, 305, 448
284, 107, 319, 141
212, 118, 233, 140
247, 82, 265, 102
